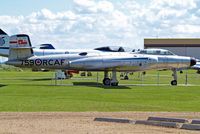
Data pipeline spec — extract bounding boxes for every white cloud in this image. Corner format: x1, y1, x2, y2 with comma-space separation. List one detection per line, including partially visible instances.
28, 9, 78, 21
74, 0, 95, 8
157, 8, 187, 19
1, 0, 200, 49
97, 1, 114, 13
151, 0, 197, 10
73, 0, 97, 13
73, 0, 114, 13
41, 9, 56, 19
0, 16, 23, 25
173, 24, 200, 34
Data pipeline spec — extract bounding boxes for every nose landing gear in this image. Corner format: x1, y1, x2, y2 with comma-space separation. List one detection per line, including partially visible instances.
171, 80, 177, 86
171, 69, 177, 86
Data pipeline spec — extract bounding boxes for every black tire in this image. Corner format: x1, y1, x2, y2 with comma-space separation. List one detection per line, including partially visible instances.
124, 76, 129, 80
103, 78, 111, 86
142, 71, 146, 75
111, 82, 119, 86
197, 70, 200, 74
171, 80, 177, 86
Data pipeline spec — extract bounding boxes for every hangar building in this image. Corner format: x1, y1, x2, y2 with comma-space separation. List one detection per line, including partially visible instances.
144, 38, 200, 59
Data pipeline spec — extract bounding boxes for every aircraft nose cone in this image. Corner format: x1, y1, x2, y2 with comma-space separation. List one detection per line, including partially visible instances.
190, 58, 196, 66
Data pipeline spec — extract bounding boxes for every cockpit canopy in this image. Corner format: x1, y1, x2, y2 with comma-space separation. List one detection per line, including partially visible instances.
94, 46, 129, 52
133, 49, 175, 55
39, 44, 55, 49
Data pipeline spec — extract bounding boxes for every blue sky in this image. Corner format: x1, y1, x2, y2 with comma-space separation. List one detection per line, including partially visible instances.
0, 0, 73, 15
0, 0, 200, 49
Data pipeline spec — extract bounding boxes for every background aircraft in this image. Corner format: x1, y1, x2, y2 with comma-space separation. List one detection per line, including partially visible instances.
0, 29, 10, 57
5, 34, 196, 86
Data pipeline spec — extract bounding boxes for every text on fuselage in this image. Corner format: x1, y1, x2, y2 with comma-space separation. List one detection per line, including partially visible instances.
21, 59, 66, 66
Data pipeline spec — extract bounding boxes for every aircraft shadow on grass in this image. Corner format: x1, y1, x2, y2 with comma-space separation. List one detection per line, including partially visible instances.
16, 78, 131, 89
0, 84, 7, 88
73, 82, 131, 89
9, 78, 52, 82
27, 78, 53, 81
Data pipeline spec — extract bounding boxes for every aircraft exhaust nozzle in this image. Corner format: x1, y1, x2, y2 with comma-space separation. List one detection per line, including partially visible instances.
190, 58, 196, 66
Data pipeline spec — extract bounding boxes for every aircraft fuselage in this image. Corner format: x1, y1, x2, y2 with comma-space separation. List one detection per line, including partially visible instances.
6, 52, 195, 72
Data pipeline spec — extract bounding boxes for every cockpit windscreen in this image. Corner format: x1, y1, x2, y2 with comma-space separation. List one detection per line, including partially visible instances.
94, 46, 127, 52
134, 49, 175, 55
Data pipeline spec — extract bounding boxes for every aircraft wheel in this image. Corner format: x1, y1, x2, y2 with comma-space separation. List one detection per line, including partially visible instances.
124, 76, 129, 80
171, 80, 177, 86
111, 82, 119, 86
103, 78, 111, 86
197, 70, 200, 74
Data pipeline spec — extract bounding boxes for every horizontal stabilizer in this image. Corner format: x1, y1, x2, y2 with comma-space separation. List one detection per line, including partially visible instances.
10, 47, 35, 49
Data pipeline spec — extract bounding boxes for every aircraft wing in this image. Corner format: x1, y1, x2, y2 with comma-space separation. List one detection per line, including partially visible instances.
69, 55, 157, 71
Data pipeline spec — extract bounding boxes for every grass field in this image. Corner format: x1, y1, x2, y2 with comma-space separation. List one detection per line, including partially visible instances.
0, 69, 200, 112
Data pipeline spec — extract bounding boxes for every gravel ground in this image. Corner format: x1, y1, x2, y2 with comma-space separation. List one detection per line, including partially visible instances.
0, 112, 200, 134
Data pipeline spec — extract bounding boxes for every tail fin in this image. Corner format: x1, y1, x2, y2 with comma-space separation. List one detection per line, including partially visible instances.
0, 29, 9, 47
9, 34, 34, 60
0, 29, 8, 36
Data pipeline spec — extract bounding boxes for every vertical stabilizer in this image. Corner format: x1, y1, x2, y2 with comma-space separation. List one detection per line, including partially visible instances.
0, 29, 9, 47
0, 29, 8, 36
9, 34, 33, 60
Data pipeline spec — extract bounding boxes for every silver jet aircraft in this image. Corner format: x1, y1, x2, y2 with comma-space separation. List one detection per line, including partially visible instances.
5, 34, 196, 86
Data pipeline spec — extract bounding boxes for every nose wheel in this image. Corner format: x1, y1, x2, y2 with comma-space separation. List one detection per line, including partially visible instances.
124, 74, 129, 80
171, 80, 177, 86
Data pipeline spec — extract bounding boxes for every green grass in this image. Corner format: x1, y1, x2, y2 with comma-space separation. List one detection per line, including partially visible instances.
0, 70, 200, 112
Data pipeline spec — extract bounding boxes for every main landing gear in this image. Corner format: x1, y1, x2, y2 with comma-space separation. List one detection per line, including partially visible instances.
102, 69, 179, 86
171, 69, 177, 86
103, 70, 119, 86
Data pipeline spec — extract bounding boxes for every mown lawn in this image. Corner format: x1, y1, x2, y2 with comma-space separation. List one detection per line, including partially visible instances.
0, 70, 200, 111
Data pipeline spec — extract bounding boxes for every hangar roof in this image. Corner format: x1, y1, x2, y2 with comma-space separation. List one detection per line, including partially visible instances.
144, 38, 200, 47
